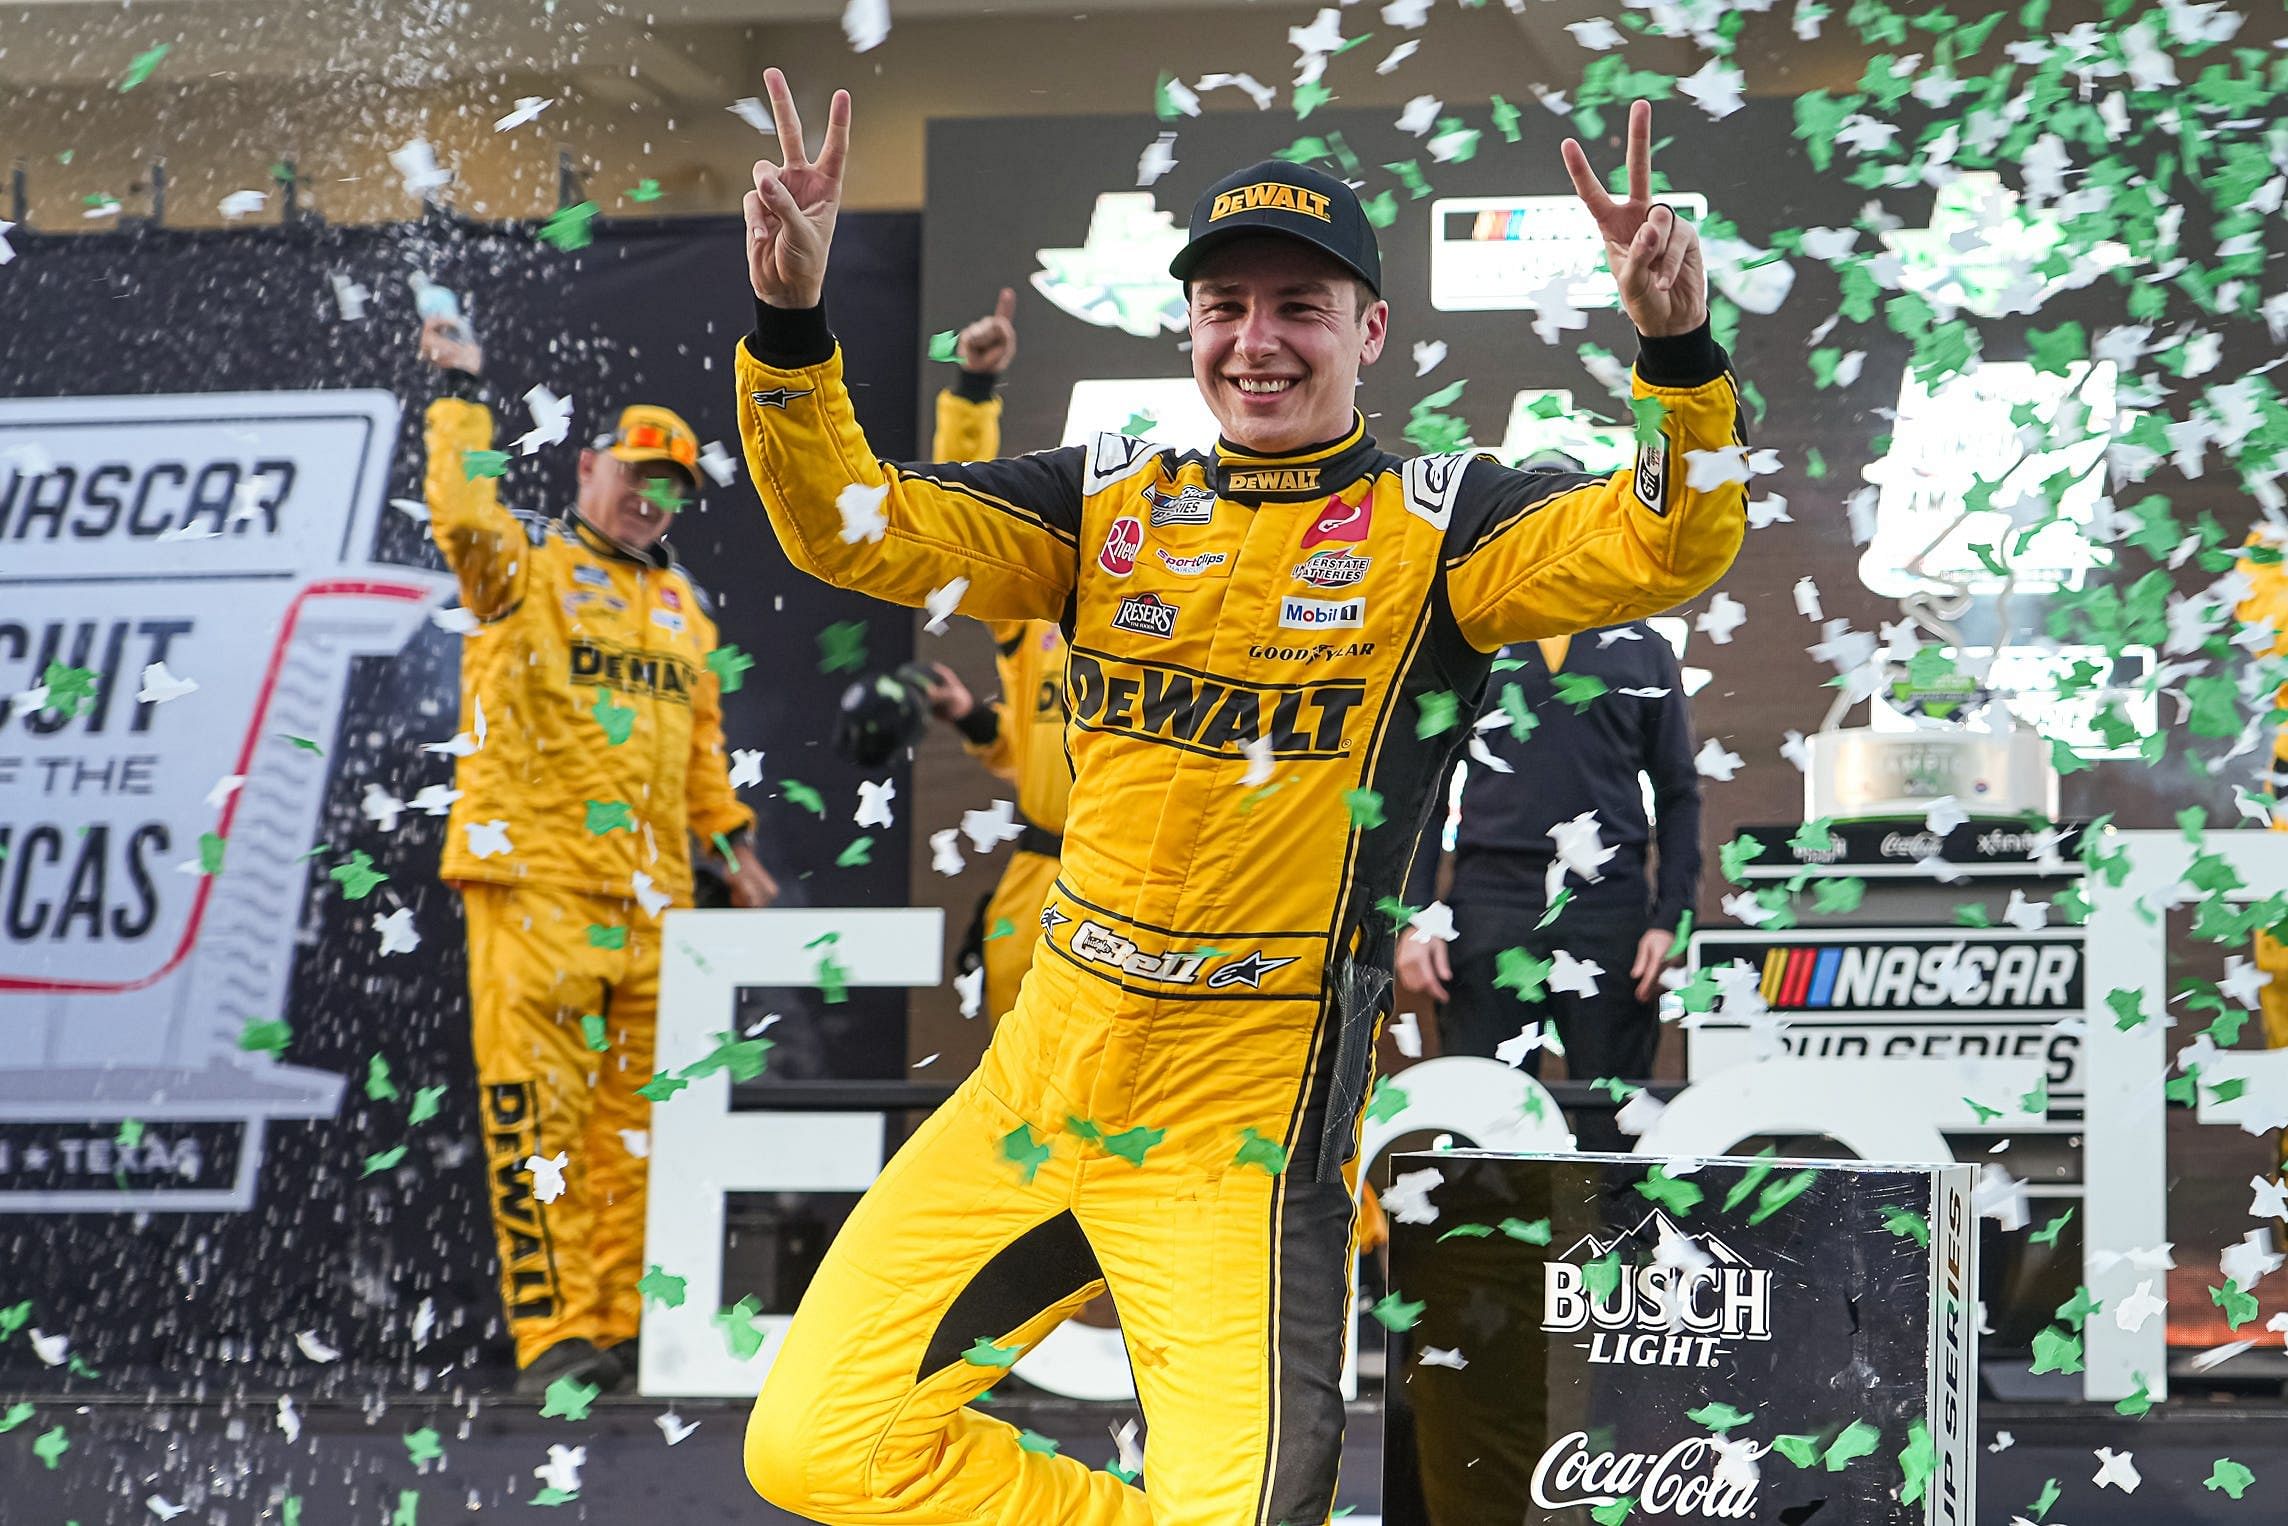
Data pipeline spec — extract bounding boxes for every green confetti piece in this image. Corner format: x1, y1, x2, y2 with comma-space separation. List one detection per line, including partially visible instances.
1497, 682, 1537, 741
1438, 1223, 1494, 1242
1686, 1401, 1755, 1434
626, 178, 663, 202
1102, 1125, 1165, 1167
1498, 1217, 1553, 1245
238, 1016, 291, 1058
817, 620, 869, 674
835, 837, 874, 867
0, 1301, 29, 1339
580, 1013, 609, 1052
590, 687, 635, 745
2029, 1325, 2084, 1375
587, 923, 626, 950
1823, 1419, 1880, 1470
1553, 672, 1608, 714
404, 1426, 443, 1465
707, 644, 754, 692
1360, 189, 1398, 229
198, 832, 227, 875
530, 1487, 578, 1507
2029, 1208, 2074, 1246
1630, 395, 1670, 446
1122, 410, 1157, 435
2211, 1281, 2259, 1330
1234, 1127, 1289, 1175
2055, 1286, 2100, 1329
392, 1490, 419, 1526
1415, 690, 1460, 738
2204, 1458, 2254, 1500
2025, 1477, 2061, 1521
538, 201, 598, 252
983, 917, 1017, 942
585, 799, 635, 835
1897, 1417, 1934, 1504
1881, 1206, 1931, 1246
1365, 1080, 1409, 1125
1636, 1166, 1703, 1216
361, 1145, 407, 1177
1589, 1498, 1635, 1526
366, 1055, 399, 1102
117, 44, 169, 91
1342, 788, 1386, 830
817, 952, 850, 1005
676, 1029, 773, 1083
32, 1424, 69, 1468
1811, 874, 1866, 915
2105, 988, 2148, 1031
1370, 1292, 1425, 1331
1773, 1433, 1822, 1468
963, 1337, 1023, 1368
1718, 833, 1766, 883
1292, 80, 1333, 119
2115, 1374, 2153, 1417
781, 780, 826, 816
639, 1265, 686, 1308
408, 1085, 446, 1125
0, 1401, 32, 1432
636, 1071, 687, 1103
1016, 1429, 1062, 1456
927, 330, 960, 362
714, 1294, 767, 1360
461, 448, 511, 480
1583, 1249, 1623, 1300
1494, 946, 1552, 1003
284, 734, 324, 754
1537, 889, 1575, 929
1489, 94, 1523, 142
1788, 817, 1839, 856
638, 477, 689, 516
1749, 1168, 1818, 1225
329, 850, 387, 900
711, 831, 738, 870
1003, 1124, 1051, 1184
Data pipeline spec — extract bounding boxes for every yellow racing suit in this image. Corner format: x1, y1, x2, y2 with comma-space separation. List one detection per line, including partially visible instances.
735, 299, 1746, 1526
423, 379, 754, 1366
2235, 530, 2288, 1112
933, 382, 1074, 1021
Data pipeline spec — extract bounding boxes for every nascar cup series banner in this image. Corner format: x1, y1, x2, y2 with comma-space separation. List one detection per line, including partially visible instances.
0, 215, 919, 1386
1385, 1151, 1977, 1526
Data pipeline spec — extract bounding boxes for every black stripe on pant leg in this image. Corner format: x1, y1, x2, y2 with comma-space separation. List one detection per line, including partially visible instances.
916, 1210, 1104, 1380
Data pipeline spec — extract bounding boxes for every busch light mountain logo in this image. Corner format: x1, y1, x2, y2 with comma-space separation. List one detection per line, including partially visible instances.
1543, 1211, 1774, 1368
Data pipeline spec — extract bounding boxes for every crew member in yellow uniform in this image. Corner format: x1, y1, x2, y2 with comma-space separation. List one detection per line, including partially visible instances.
917, 291, 1075, 1020
418, 316, 776, 1395
736, 73, 1743, 1526
2235, 524, 2288, 1162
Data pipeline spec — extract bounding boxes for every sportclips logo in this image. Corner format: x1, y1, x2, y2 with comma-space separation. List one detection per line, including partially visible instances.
1756, 938, 2081, 1011
1543, 1212, 1772, 1369
1066, 649, 1362, 759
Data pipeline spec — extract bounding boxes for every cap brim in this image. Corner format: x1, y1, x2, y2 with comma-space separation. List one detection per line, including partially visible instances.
608, 447, 700, 492
1168, 222, 1379, 295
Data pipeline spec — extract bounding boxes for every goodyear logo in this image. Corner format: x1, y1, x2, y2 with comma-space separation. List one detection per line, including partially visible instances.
1226, 467, 1321, 494
1755, 939, 2081, 1012
1067, 648, 1361, 758
1209, 181, 1334, 224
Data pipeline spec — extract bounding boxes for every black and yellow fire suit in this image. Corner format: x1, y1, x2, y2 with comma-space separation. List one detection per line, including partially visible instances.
2234, 533, 2288, 1159
423, 383, 753, 1367
735, 299, 1746, 1526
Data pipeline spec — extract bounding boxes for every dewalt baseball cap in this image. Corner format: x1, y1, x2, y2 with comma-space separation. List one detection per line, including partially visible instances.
1169, 159, 1382, 296
603, 404, 701, 489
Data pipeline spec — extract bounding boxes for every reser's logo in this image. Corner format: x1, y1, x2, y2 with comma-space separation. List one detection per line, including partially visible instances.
1542, 1211, 1773, 1369
1111, 592, 1179, 639
1066, 649, 1361, 759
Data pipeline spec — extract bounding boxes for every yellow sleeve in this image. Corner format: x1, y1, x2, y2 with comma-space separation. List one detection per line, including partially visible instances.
737, 340, 1081, 624
423, 396, 530, 621
960, 622, 1029, 783
685, 613, 757, 847
933, 388, 1003, 463
1442, 345, 1748, 650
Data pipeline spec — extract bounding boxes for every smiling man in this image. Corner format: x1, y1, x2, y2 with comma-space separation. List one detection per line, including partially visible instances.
734, 68, 1746, 1526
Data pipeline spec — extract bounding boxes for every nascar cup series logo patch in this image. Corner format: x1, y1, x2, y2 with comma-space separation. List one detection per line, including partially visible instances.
1098, 515, 1143, 576
1144, 483, 1215, 527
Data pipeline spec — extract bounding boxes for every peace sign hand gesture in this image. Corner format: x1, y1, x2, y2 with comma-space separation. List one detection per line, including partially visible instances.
745, 67, 852, 310
1560, 99, 1707, 339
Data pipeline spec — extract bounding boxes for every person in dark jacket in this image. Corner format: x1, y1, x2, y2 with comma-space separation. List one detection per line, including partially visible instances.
1397, 609, 1703, 1093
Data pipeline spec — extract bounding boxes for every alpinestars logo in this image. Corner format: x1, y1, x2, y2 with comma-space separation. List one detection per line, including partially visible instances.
1543, 1211, 1772, 1369
748, 387, 814, 409
1144, 483, 1216, 527
1039, 904, 1073, 933
1207, 951, 1299, 989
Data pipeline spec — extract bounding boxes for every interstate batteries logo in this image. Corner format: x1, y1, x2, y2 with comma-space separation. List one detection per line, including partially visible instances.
1543, 1212, 1773, 1369
1753, 937, 2081, 1011
1291, 549, 1371, 588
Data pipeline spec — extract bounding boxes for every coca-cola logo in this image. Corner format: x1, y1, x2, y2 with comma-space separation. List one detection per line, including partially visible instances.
1530, 1432, 1759, 1518
1880, 831, 1942, 859
1098, 516, 1142, 576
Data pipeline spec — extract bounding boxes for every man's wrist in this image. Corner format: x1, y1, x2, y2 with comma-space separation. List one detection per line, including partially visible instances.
952, 705, 999, 746
747, 297, 835, 369
1633, 321, 1724, 389
952, 368, 1002, 404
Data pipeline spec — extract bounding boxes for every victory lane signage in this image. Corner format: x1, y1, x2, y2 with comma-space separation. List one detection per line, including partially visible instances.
1384, 1151, 1976, 1524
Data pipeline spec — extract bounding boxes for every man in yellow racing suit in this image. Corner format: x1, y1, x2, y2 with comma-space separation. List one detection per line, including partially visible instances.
2234, 524, 2288, 1164
735, 73, 1744, 1526
418, 316, 774, 1393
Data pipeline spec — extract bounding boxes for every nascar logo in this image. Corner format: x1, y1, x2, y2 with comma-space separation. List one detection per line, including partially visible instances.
1756, 940, 2080, 1011
1144, 484, 1216, 527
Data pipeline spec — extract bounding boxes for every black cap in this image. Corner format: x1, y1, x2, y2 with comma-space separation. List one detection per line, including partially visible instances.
1169, 159, 1382, 296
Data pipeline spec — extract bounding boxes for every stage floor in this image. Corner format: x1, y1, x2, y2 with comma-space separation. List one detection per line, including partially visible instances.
8, 1392, 2283, 1523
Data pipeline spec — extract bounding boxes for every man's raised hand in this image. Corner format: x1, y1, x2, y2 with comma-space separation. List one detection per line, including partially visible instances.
1559, 99, 1707, 339
745, 67, 852, 310
954, 288, 1019, 374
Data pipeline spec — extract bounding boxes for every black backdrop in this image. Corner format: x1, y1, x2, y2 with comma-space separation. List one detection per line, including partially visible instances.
0, 210, 920, 1389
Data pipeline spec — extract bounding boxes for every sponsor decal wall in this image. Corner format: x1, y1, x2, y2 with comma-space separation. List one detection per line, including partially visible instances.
0, 212, 921, 1386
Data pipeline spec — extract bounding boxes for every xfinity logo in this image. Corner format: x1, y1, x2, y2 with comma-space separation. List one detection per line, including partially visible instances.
1543, 1212, 1772, 1369
1280, 595, 1363, 630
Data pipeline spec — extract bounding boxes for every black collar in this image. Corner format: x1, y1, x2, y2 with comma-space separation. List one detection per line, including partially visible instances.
1212, 413, 1379, 502
567, 510, 673, 570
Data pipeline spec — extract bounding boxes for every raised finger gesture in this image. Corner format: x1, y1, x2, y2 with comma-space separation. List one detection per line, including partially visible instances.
745, 67, 852, 310
955, 288, 1019, 374
1559, 100, 1707, 339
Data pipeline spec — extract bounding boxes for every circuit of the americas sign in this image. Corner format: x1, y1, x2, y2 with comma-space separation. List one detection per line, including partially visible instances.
0, 391, 447, 1211
1385, 1152, 1976, 1525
